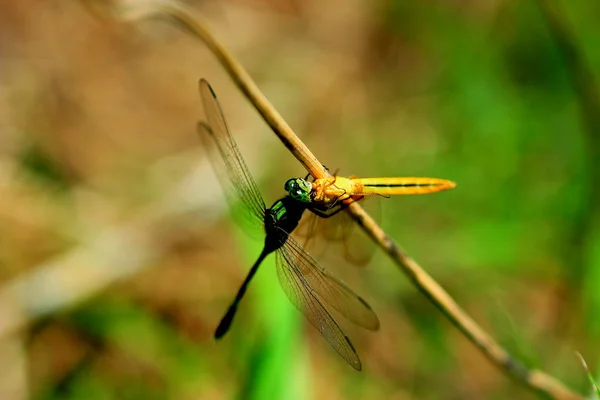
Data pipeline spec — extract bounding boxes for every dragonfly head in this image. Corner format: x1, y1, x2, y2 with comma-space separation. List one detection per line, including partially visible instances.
284, 178, 312, 203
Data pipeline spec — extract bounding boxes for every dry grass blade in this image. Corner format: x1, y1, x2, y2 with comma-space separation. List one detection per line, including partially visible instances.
575, 352, 600, 397
80, 0, 586, 398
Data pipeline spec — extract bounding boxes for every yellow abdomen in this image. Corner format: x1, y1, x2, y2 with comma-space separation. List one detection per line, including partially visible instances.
348, 177, 456, 196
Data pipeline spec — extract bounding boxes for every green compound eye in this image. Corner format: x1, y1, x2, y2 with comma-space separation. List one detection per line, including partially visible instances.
283, 178, 296, 193
284, 178, 312, 203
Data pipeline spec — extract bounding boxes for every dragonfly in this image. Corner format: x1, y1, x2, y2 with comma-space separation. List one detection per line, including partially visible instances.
197, 79, 379, 371
285, 175, 456, 208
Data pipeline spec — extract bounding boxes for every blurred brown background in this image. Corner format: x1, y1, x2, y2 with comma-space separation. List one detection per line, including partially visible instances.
1, 0, 599, 399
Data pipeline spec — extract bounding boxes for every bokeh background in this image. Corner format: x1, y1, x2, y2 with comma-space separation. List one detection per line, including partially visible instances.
1, 0, 599, 398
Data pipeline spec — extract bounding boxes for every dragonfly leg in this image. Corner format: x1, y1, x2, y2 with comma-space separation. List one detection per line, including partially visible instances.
328, 188, 359, 210
309, 204, 345, 219
327, 192, 344, 210
309, 192, 364, 219
320, 178, 341, 206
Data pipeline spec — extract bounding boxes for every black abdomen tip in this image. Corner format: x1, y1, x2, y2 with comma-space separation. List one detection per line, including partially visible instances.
214, 306, 237, 339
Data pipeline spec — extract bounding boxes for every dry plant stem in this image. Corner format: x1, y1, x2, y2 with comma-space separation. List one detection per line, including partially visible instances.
84, 1, 585, 398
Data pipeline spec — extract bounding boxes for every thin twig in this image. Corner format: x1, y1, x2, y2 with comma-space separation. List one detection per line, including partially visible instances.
82, 0, 585, 398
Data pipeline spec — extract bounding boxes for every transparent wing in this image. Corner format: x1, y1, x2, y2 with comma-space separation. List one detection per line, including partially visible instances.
324, 198, 381, 266
275, 249, 362, 371
281, 234, 380, 331
293, 208, 322, 254
294, 197, 380, 267
197, 79, 266, 233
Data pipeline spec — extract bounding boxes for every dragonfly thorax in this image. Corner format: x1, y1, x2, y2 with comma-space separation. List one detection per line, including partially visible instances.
264, 197, 307, 251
